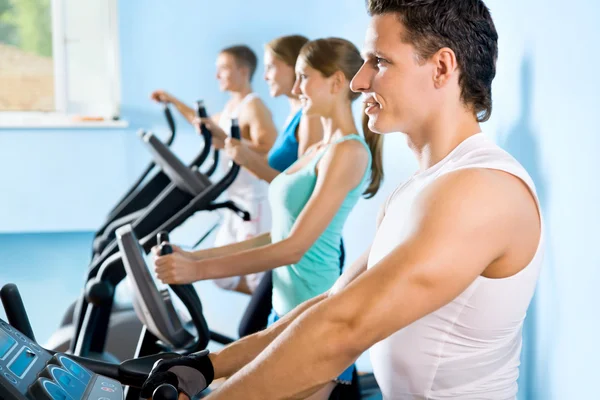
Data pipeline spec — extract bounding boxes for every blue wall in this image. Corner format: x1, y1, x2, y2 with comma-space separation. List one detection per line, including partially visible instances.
0, 1, 599, 399
0, 232, 94, 341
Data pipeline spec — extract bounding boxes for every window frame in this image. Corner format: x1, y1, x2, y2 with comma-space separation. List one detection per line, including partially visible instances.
0, 0, 125, 129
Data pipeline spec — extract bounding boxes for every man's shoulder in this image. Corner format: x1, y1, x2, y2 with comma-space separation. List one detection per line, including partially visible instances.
413, 168, 539, 246
242, 95, 268, 112
431, 168, 533, 206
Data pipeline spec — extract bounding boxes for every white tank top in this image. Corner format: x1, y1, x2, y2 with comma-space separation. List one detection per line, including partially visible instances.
368, 133, 544, 400
218, 93, 269, 201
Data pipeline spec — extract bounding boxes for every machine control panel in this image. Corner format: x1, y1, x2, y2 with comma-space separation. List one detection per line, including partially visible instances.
0, 319, 123, 400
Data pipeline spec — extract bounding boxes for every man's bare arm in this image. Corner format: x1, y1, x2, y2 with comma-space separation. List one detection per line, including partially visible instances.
205, 169, 540, 399
242, 98, 278, 154
208, 293, 328, 379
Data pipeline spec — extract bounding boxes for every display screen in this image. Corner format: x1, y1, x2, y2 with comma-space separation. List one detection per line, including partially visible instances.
0, 329, 17, 359
9, 347, 37, 377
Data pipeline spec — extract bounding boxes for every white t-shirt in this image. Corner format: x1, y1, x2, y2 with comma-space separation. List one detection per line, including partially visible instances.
368, 133, 544, 399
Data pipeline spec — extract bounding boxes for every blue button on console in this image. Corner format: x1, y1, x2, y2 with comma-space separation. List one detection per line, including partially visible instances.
50, 366, 86, 398
4, 372, 17, 385
57, 355, 92, 385
42, 379, 73, 400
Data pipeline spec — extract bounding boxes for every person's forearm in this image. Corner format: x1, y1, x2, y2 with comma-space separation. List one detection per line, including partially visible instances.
200, 238, 303, 280
190, 233, 270, 260
329, 246, 370, 295
242, 138, 273, 156
169, 97, 196, 124
245, 159, 280, 183
206, 295, 360, 399
238, 147, 280, 183
208, 293, 327, 380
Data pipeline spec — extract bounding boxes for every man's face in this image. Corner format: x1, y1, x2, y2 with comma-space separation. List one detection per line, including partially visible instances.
351, 14, 438, 134
216, 53, 247, 92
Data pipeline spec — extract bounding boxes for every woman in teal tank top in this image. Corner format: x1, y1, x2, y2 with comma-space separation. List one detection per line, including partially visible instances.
212, 35, 326, 338
152, 37, 384, 399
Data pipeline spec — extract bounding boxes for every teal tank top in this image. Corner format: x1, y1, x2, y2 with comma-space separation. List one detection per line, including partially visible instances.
268, 134, 372, 316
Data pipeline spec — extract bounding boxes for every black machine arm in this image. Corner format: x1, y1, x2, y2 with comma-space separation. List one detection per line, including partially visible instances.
126, 104, 178, 192
205, 147, 220, 177
104, 104, 177, 223
159, 233, 211, 352
122, 104, 177, 201
189, 100, 213, 168
205, 200, 250, 221
0, 284, 36, 342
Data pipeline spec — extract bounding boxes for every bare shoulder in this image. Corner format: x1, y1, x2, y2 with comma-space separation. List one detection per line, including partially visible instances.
418, 168, 541, 273
317, 137, 370, 187
326, 137, 370, 165
242, 96, 272, 118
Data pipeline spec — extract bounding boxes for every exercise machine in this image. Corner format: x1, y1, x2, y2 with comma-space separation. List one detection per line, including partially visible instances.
47, 102, 231, 361
116, 227, 381, 399
92, 101, 220, 257
58, 119, 247, 364
0, 283, 181, 400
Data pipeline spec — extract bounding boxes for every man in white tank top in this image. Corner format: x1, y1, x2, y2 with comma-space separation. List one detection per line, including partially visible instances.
150, 45, 277, 294
140, 2, 544, 399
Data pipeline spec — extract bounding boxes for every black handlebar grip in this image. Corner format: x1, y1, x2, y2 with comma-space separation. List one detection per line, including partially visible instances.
195, 100, 211, 139
163, 105, 176, 145
157, 232, 173, 255
153, 384, 179, 400
196, 100, 208, 118
0, 284, 36, 341
230, 118, 241, 140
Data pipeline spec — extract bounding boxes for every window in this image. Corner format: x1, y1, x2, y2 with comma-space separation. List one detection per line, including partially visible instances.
0, 0, 54, 112
0, 0, 123, 127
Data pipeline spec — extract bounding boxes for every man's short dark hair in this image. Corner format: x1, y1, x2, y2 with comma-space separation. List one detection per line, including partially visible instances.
221, 45, 258, 82
367, 0, 498, 121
